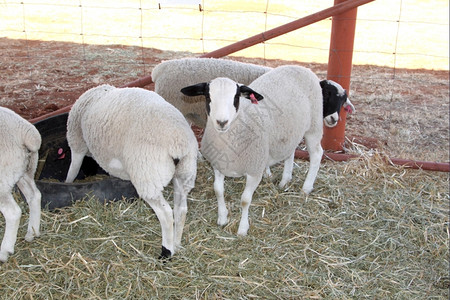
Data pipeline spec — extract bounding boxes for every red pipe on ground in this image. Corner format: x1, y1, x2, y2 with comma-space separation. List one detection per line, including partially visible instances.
295, 150, 450, 172
29, 105, 73, 124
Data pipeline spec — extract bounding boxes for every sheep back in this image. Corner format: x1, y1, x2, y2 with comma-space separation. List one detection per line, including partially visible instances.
67, 85, 197, 189
151, 58, 272, 128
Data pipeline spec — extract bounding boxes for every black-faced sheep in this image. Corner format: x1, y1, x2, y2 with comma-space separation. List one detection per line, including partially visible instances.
181, 65, 323, 236
320, 79, 355, 127
0, 107, 41, 262
65, 85, 198, 259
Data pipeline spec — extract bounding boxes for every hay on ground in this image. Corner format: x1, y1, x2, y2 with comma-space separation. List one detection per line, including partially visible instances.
1, 150, 448, 299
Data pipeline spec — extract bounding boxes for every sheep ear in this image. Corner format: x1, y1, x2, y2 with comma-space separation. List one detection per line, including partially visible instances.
319, 80, 327, 88
180, 83, 208, 97
343, 98, 355, 114
320, 80, 332, 98
239, 85, 263, 102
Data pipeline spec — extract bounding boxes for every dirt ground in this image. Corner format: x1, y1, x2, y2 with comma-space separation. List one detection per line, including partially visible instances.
0, 37, 448, 163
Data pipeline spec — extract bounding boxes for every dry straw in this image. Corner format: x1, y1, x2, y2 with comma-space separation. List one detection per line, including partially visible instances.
1, 147, 448, 299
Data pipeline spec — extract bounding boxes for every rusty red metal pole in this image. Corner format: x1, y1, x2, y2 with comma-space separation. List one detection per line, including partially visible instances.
322, 0, 358, 151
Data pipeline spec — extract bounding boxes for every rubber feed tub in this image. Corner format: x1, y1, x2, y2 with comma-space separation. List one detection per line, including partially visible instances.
33, 113, 138, 210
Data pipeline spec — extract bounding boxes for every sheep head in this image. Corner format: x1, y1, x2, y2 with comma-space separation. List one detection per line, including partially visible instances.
181, 78, 263, 132
320, 79, 355, 128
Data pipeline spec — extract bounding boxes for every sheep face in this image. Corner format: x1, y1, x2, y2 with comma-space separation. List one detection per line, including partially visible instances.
181, 78, 263, 132
320, 80, 355, 128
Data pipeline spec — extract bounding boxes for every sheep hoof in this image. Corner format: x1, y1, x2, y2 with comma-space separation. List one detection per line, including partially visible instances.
237, 224, 249, 236
25, 231, 39, 242
278, 180, 289, 189
0, 252, 9, 263
217, 212, 229, 226
0, 247, 14, 262
158, 246, 172, 261
237, 229, 248, 236
302, 186, 313, 195
24, 234, 34, 242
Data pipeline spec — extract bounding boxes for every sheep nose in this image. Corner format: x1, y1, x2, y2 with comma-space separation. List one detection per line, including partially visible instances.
216, 120, 228, 128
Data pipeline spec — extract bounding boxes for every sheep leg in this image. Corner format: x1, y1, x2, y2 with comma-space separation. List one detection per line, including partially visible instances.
172, 154, 197, 252
172, 177, 188, 252
264, 167, 272, 178
214, 169, 228, 226
16, 174, 41, 242
142, 191, 174, 259
302, 133, 323, 194
0, 193, 22, 262
65, 151, 86, 183
237, 174, 262, 236
279, 152, 295, 188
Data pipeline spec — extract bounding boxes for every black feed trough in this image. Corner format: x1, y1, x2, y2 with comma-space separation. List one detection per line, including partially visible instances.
33, 113, 138, 210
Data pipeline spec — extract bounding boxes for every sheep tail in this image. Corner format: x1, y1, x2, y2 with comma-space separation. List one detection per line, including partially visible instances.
23, 125, 42, 153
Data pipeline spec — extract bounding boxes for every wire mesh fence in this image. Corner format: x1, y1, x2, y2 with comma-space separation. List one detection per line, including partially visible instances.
0, 0, 449, 163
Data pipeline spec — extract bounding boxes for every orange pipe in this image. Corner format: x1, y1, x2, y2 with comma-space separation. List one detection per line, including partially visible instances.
122, 74, 154, 88
322, 0, 358, 151
29, 105, 73, 124
200, 0, 374, 59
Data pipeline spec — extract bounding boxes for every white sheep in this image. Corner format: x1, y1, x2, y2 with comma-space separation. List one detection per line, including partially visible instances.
264, 78, 356, 178
151, 58, 272, 128
0, 107, 41, 262
181, 65, 323, 236
65, 85, 198, 259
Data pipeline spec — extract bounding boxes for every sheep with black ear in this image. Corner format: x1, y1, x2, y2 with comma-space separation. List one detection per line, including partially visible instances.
0, 107, 41, 262
181, 65, 323, 236
264, 78, 356, 178
65, 84, 198, 259
151, 58, 272, 128
320, 79, 355, 127
264, 79, 355, 178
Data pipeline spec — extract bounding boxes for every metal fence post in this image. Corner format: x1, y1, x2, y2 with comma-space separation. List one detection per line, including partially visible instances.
322, 0, 358, 151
